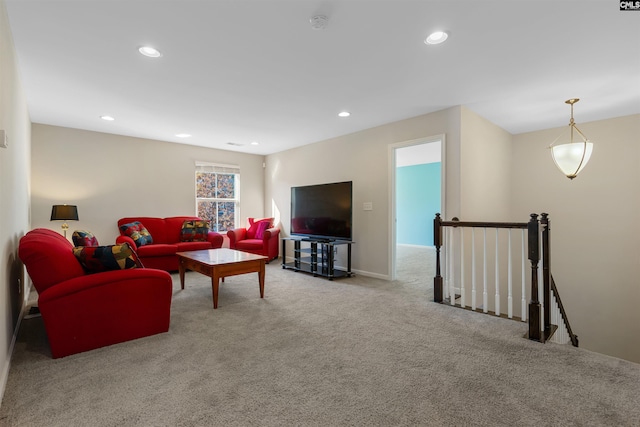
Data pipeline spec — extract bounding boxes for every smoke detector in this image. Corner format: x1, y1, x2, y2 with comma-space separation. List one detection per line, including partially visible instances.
310, 15, 329, 30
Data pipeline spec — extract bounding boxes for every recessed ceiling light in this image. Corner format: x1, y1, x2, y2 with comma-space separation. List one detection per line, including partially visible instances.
338, 111, 351, 118
138, 46, 162, 58
175, 133, 191, 138
310, 15, 329, 30
425, 31, 448, 45
100, 115, 115, 121
251, 141, 259, 146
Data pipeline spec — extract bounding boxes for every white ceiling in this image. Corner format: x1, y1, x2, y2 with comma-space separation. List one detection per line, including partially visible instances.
5, 0, 640, 156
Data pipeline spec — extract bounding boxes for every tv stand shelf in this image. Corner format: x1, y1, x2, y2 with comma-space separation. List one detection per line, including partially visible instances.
281, 237, 354, 280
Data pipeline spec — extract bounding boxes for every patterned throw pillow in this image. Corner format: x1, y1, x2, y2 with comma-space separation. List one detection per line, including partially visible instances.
119, 221, 153, 247
73, 243, 142, 274
180, 220, 210, 242
72, 230, 99, 247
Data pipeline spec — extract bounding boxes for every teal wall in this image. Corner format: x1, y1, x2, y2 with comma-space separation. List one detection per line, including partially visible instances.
396, 162, 441, 246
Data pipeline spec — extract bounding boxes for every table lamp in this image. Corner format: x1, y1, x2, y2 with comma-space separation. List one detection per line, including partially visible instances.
50, 204, 79, 238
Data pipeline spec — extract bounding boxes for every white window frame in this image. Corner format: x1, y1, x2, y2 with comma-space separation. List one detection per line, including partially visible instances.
195, 162, 240, 232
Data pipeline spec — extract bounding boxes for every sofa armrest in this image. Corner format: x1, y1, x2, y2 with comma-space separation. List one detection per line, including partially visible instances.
207, 231, 224, 248
39, 268, 171, 303
264, 228, 280, 260
263, 227, 280, 241
226, 228, 247, 248
116, 235, 137, 248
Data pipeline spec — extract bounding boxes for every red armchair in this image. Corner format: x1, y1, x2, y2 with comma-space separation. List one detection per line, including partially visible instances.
227, 217, 280, 262
18, 228, 172, 358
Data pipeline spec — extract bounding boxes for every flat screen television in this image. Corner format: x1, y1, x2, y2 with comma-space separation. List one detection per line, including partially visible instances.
290, 181, 352, 241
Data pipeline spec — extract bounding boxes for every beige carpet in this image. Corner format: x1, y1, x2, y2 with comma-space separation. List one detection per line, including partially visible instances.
1, 247, 639, 426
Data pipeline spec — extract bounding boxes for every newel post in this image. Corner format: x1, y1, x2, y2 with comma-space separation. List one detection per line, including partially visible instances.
528, 213, 542, 342
434, 213, 443, 303
540, 213, 551, 336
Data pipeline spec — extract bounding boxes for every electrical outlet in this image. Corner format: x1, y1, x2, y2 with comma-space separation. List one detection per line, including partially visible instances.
363, 202, 373, 211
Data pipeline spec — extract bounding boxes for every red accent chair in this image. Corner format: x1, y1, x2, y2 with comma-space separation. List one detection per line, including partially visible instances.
227, 217, 280, 262
18, 228, 173, 358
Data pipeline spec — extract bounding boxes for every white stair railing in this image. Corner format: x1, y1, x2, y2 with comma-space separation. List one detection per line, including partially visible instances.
433, 213, 578, 347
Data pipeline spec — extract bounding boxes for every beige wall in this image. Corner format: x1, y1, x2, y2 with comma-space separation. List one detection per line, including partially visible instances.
460, 106, 512, 221
31, 125, 266, 243
511, 114, 640, 363
0, 0, 32, 398
265, 107, 464, 279
264, 105, 513, 279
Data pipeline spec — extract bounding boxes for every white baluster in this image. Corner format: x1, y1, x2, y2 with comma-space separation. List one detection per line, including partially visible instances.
471, 229, 476, 311
449, 227, 455, 305
507, 229, 513, 319
521, 229, 526, 322
483, 228, 488, 313
549, 296, 557, 343
551, 294, 569, 344
560, 306, 568, 343
460, 227, 465, 308
495, 228, 500, 316
444, 227, 449, 300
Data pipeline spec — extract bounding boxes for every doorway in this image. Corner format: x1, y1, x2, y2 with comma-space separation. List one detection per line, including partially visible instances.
389, 135, 444, 281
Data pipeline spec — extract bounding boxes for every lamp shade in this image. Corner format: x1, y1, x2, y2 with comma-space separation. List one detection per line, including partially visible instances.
551, 142, 593, 180
549, 98, 595, 180
50, 205, 79, 221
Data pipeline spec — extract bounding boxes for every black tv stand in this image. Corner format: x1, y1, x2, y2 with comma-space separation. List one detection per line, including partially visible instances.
302, 237, 333, 243
281, 237, 354, 280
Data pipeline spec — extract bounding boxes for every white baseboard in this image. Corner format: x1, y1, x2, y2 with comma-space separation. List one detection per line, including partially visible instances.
279, 256, 388, 281
0, 285, 32, 407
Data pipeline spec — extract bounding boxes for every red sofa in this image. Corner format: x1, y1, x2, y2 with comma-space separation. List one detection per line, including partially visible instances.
227, 217, 280, 262
18, 228, 173, 358
116, 216, 224, 271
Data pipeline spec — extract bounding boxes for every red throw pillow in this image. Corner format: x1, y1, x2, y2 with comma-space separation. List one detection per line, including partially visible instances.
254, 221, 270, 239
247, 217, 273, 239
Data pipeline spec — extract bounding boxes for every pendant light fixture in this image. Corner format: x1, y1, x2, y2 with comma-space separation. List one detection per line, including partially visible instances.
549, 98, 594, 180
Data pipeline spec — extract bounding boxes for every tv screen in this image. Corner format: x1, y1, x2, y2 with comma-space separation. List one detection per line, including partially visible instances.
291, 181, 352, 241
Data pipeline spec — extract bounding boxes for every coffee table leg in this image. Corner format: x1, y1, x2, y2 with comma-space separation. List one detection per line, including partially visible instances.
179, 260, 186, 290
259, 260, 265, 298
211, 270, 220, 309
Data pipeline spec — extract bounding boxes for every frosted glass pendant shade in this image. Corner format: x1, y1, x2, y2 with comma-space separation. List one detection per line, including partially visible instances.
549, 98, 595, 180
551, 142, 593, 180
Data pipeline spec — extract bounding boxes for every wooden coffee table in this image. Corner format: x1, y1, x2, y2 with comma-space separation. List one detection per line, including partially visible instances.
177, 248, 268, 309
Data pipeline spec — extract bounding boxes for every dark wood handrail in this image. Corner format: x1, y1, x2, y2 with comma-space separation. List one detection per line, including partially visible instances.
440, 220, 528, 229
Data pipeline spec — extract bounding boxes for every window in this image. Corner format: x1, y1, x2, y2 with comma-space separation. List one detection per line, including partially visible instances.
195, 162, 240, 232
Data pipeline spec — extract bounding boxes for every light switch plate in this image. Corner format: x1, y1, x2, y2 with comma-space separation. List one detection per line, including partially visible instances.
0, 130, 7, 148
